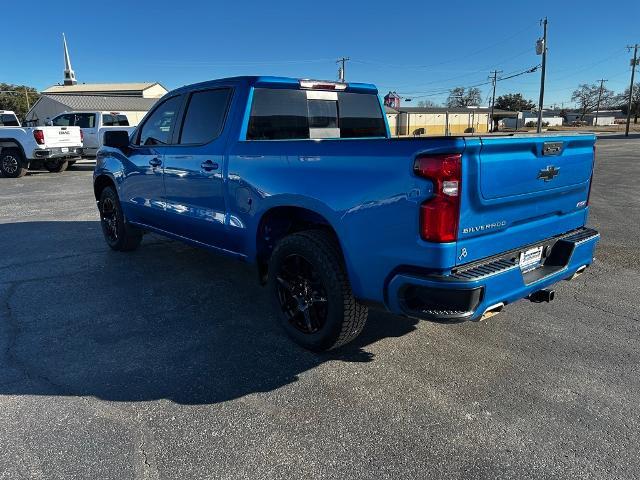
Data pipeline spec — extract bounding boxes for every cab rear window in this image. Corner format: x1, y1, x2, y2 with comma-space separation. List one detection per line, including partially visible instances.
0, 114, 20, 126
247, 88, 386, 140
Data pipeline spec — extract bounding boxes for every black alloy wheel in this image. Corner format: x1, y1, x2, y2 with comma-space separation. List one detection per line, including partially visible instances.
275, 253, 329, 334
268, 230, 368, 351
100, 195, 119, 244
98, 186, 142, 251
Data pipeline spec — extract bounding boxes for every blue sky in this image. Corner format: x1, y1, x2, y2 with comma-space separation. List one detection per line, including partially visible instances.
3, 0, 639, 107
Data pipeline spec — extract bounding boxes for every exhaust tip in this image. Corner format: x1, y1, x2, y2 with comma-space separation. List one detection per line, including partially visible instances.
567, 265, 587, 281
480, 302, 504, 321
528, 288, 555, 303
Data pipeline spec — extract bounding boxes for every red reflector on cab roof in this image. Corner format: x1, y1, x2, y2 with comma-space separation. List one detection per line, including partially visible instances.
299, 79, 347, 91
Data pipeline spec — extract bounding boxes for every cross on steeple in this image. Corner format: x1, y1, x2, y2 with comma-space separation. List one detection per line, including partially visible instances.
63, 33, 77, 86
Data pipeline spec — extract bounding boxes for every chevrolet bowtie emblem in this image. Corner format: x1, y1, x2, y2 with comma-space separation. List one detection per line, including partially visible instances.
538, 165, 560, 182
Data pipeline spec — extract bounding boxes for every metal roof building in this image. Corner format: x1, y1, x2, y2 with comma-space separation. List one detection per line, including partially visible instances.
25, 94, 159, 126
41, 82, 167, 98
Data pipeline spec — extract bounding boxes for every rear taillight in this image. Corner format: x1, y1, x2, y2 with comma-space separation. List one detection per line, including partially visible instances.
586, 145, 595, 206
414, 153, 462, 243
33, 129, 45, 145
80, 129, 84, 142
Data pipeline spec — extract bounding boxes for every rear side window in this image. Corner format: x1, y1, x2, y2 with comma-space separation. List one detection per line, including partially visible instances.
247, 89, 309, 140
338, 93, 387, 138
179, 88, 232, 144
246, 88, 386, 140
0, 114, 19, 126
137, 95, 182, 146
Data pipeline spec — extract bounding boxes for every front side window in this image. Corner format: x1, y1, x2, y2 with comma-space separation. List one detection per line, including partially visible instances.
246, 88, 386, 140
137, 96, 182, 146
179, 88, 232, 144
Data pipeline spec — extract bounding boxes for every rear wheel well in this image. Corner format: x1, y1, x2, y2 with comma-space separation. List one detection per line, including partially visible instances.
0, 139, 27, 162
256, 206, 342, 283
94, 175, 116, 201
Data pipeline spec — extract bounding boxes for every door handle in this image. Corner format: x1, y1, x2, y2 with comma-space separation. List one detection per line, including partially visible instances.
200, 160, 219, 171
149, 157, 162, 167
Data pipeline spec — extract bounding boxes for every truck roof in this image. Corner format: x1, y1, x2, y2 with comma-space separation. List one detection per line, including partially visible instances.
172, 76, 379, 95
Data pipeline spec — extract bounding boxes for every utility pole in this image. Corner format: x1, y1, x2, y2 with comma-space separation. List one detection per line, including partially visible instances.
536, 17, 548, 133
625, 44, 639, 137
489, 70, 502, 132
336, 57, 350, 82
24, 87, 30, 111
594, 79, 608, 127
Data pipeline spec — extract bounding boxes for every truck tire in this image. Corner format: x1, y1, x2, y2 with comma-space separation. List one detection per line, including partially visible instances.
98, 186, 142, 251
0, 148, 28, 178
44, 159, 69, 173
268, 230, 368, 351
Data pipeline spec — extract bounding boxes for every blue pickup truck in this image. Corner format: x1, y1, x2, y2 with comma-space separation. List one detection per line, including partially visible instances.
94, 76, 599, 351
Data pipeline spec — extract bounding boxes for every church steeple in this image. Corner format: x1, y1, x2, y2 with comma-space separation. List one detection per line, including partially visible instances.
62, 33, 77, 86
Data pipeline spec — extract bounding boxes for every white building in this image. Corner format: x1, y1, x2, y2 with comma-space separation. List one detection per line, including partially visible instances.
501, 111, 563, 129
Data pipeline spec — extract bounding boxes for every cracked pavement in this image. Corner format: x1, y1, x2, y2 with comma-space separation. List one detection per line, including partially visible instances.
0, 137, 639, 479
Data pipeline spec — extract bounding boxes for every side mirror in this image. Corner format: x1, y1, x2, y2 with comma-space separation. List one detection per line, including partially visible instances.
103, 130, 130, 150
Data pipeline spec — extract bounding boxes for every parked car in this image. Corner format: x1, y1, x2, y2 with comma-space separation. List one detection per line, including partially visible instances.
93, 76, 600, 351
49, 111, 136, 157
0, 110, 82, 177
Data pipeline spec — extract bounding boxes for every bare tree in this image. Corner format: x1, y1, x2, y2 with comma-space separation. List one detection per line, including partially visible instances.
417, 99, 436, 108
446, 87, 482, 107
571, 83, 616, 120
619, 82, 640, 123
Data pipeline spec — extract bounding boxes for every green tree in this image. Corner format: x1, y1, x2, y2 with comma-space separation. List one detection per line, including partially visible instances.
446, 87, 482, 107
494, 93, 536, 111
0, 83, 40, 121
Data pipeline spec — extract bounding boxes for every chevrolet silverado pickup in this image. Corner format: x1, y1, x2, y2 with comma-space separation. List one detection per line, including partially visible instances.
93, 76, 599, 351
0, 110, 83, 177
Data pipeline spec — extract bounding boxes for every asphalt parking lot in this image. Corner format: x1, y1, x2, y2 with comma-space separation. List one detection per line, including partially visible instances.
1, 136, 639, 479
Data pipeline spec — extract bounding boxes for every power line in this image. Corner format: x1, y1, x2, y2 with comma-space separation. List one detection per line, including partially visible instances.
398, 65, 540, 100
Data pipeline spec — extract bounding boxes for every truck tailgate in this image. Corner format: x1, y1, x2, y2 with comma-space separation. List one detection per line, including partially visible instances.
42, 126, 82, 148
456, 134, 595, 265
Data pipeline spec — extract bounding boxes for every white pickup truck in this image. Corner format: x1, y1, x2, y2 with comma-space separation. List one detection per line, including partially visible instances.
0, 110, 83, 178
49, 111, 136, 157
